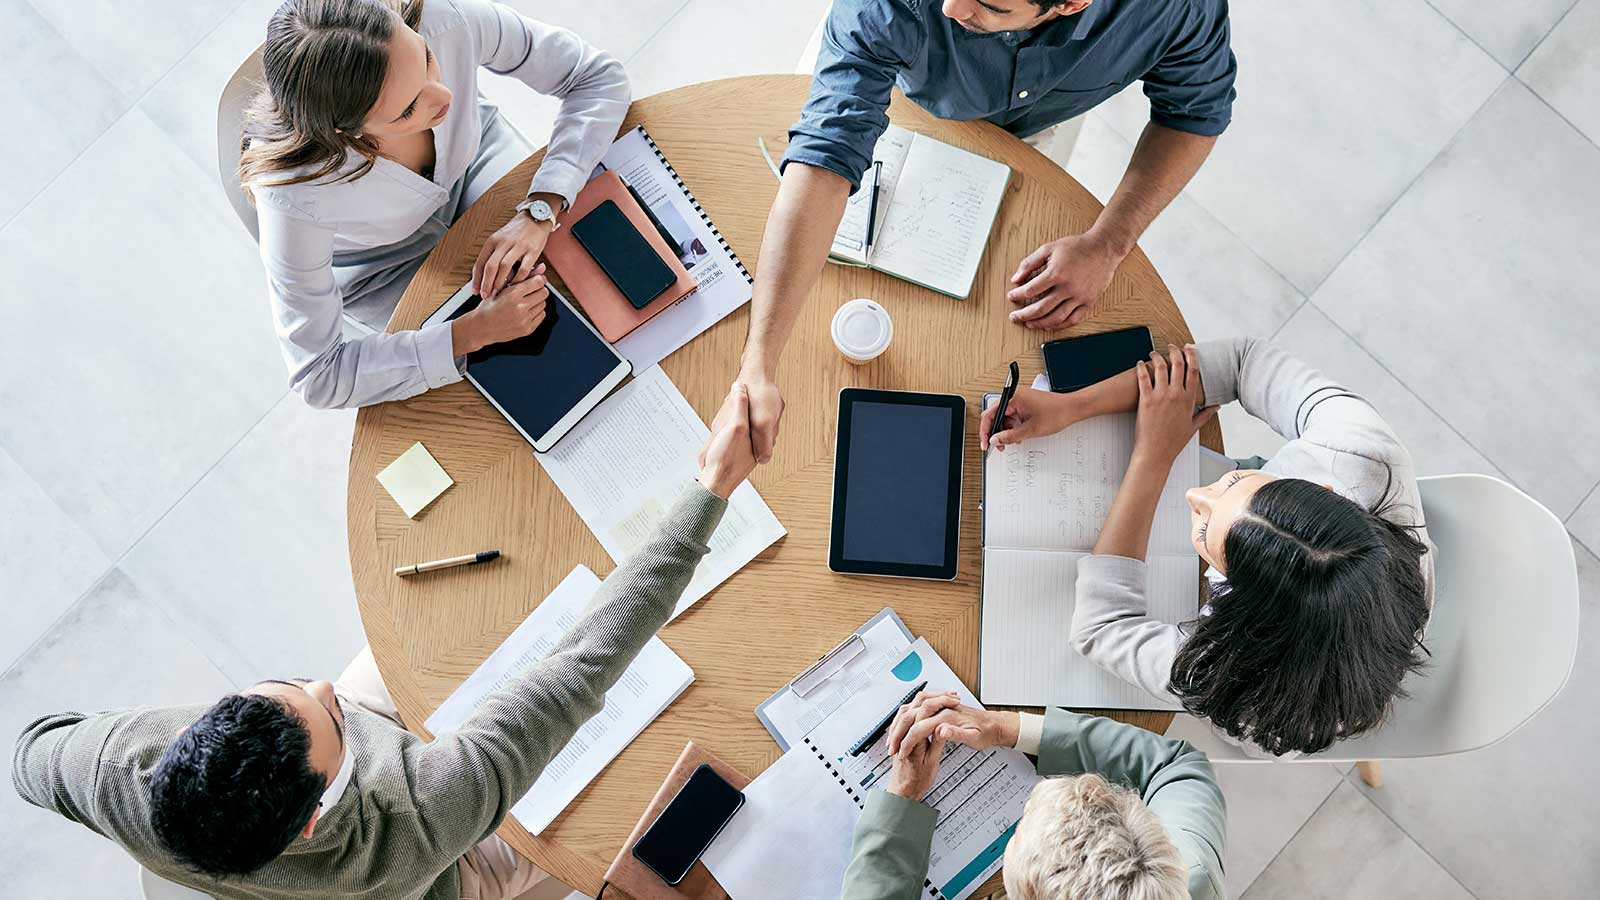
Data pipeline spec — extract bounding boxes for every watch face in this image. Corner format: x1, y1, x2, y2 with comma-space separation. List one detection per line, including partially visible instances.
527, 200, 554, 222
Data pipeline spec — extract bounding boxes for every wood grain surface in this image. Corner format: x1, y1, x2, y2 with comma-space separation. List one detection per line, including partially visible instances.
347, 75, 1223, 898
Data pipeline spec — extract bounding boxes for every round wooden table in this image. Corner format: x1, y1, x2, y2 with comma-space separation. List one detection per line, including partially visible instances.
348, 74, 1223, 897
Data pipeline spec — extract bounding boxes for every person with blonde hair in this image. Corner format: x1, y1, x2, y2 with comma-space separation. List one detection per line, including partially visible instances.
841, 694, 1226, 900
241, 0, 629, 409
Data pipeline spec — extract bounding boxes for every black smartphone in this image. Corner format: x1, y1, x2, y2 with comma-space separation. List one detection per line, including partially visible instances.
570, 199, 676, 310
1041, 326, 1155, 393
631, 765, 745, 885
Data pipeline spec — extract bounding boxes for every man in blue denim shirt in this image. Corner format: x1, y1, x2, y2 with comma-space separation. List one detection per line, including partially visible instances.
723, 0, 1235, 464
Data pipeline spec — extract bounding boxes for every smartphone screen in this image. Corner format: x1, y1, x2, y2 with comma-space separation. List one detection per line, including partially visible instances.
631, 765, 745, 885
1041, 326, 1155, 393
570, 199, 676, 309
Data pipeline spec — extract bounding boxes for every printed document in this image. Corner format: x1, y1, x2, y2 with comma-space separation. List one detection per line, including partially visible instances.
535, 366, 785, 620
424, 566, 693, 835
704, 638, 1039, 900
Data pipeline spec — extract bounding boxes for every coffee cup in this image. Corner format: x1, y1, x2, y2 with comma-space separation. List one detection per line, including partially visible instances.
831, 299, 893, 364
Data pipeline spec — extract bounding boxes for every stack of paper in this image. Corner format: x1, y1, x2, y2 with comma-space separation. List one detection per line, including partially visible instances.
424, 566, 693, 835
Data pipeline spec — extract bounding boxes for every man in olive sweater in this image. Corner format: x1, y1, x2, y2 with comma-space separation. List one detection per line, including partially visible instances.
12, 390, 758, 900
842, 694, 1228, 900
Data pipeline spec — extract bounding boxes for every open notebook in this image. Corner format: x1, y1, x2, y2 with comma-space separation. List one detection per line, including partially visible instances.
831, 125, 1011, 299
980, 411, 1200, 710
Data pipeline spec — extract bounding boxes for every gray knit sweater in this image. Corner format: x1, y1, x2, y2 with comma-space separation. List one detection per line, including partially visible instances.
12, 485, 727, 900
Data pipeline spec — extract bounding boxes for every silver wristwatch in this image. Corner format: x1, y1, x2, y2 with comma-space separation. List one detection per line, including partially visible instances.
516, 197, 557, 225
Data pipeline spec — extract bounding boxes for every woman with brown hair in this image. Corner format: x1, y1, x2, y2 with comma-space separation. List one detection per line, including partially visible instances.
242, 0, 628, 409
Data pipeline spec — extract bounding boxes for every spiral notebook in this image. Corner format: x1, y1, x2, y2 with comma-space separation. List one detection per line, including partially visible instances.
702, 638, 1039, 900
596, 126, 754, 370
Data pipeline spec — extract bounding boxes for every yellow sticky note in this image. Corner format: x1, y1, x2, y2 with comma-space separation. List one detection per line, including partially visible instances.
377, 442, 453, 518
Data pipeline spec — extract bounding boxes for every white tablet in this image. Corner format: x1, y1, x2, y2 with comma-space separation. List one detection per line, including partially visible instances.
424, 283, 631, 452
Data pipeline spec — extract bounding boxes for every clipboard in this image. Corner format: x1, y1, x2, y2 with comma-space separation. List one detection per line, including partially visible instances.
755, 608, 914, 750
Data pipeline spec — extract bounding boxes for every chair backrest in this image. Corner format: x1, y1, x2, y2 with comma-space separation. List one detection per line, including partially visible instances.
1177, 473, 1580, 763
139, 866, 215, 900
217, 47, 265, 243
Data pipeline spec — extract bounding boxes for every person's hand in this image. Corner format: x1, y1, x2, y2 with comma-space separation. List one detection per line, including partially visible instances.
473, 203, 557, 299
1006, 232, 1125, 330
980, 387, 1081, 451
452, 264, 549, 355
887, 692, 1019, 755
885, 732, 945, 802
734, 366, 785, 465
1132, 344, 1216, 468
698, 384, 757, 499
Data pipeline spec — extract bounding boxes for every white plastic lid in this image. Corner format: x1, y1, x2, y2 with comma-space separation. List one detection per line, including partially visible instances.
831, 299, 893, 357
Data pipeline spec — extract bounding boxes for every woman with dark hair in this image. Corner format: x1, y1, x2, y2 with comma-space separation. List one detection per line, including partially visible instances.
980, 339, 1434, 756
241, 0, 629, 409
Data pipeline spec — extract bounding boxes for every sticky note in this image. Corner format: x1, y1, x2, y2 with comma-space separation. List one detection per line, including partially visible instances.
377, 442, 453, 518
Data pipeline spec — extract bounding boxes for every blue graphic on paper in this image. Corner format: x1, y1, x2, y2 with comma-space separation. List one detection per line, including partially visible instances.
891, 649, 923, 682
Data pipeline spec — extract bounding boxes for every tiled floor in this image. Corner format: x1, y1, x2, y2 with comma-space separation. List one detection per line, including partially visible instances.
1, 0, 1596, 897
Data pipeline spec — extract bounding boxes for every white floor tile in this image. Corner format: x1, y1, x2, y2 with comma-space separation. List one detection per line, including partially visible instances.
0, 571, 234, 900
1350, 542, 1600, 899
1431, 0, 1576, 68
121, 395, 364, 685
1241, 781, 1473, 899
624, 0, 833, 98
1568, 484, 1600, 558
0, 110, 285, 557
0, 447, 111, 675
1271, 306, 1508, 479
26, 0, 242, 101
1517, 0, 1600, 147
1207, 759, 1345, 896
0, 0, 128, 225
1096, 0, 1505, 293
1069, 114, 1305, 342
139, 0, 282, 180
1312, 80, 1600, 518
498, 0, 690, 64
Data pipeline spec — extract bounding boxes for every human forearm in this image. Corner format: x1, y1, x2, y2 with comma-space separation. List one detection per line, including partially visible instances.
420, 486, 727, 846
1089, 124, 1215, 257
1090, 454, 1170, 561
841, 791, 936, 900
740, 163, 851, 378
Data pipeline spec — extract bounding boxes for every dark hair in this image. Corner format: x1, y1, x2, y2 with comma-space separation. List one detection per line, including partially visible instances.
239, 0, 424, 196
149, 694, 326, 876
1170, 477, 1430, 756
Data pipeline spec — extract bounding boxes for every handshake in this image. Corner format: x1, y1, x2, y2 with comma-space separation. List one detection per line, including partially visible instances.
696, 383, 760, 500
882, 691, 1021, 803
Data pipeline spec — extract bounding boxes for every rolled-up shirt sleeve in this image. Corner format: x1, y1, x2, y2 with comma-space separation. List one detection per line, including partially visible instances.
258, 195, 463, 410
783, 0, 922, 191
1143, 0, 1235, 137
457, 0, 630, 207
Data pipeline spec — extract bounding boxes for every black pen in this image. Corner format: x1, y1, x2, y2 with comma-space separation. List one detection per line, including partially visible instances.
849, 680, 929, 756
990, 361, 1020, 443
864, 160, 884, 254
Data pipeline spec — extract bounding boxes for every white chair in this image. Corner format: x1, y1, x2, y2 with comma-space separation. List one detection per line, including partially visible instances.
1169, 473, 1581, 783
216, 48, 375, 337
139, 866, 213, 900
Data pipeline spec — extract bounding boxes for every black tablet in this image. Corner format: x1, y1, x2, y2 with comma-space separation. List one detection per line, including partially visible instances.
828, 389, 965, 580
423, 284, 630, 452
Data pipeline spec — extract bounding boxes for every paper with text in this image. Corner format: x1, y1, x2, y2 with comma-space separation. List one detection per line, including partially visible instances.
757, 610, 914, 749
705, 638, 1039, 900
867, 134, 1010, 298
535, 366, 785, 619
423, 566, 693, 835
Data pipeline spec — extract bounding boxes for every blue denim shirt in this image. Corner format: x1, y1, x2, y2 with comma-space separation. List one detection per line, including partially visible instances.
785, 0, 1236, 190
